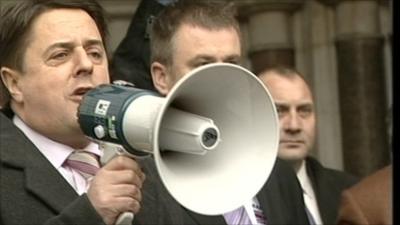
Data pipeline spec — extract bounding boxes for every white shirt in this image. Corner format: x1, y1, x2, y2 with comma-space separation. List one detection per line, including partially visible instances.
297, 160, 323, 225
13, 116, 102, 195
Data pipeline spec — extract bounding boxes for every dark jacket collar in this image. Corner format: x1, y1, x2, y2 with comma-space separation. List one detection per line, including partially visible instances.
0, 112, 78, 213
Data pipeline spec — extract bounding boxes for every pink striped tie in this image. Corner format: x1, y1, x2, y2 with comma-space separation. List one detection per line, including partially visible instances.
224, 205, 266, 225
224, 206, 252, 225
65, 150, 100, 180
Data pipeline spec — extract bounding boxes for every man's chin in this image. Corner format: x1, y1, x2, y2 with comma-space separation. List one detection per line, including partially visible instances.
277, 150, 307, 162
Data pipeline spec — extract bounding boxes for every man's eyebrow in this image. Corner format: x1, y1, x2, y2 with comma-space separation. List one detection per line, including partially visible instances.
298, 103, 314, 109
44, 42, 74, 55
188, 55, 216, 62
44, 39, 104, 54
274, 102, 314, 112
83, 39, 104, 47
187, 54, 241, 65
223, 54, 241, 61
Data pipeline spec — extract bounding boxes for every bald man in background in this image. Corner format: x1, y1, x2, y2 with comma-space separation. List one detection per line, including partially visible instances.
258, 66, 358, 225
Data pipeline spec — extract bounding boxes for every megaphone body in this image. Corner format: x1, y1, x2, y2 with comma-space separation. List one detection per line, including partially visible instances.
79, 85, 220, 157
78, 63, 279, 217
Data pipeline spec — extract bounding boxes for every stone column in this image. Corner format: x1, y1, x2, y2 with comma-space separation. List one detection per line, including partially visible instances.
334, 0, 390, 177
237, 1, 304, 74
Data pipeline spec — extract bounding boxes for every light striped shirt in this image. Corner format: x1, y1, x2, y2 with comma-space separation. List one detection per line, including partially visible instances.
13, 115, 102, 195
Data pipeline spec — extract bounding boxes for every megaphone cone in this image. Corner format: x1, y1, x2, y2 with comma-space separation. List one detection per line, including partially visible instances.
153, 63, 279, 215
78, 63, 279, 216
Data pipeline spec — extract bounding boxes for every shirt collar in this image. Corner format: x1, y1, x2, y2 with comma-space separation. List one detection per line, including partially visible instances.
296, 160, 315, 199
13, 115, 102, 169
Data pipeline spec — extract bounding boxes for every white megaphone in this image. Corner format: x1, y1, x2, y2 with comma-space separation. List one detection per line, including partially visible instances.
78, 63, 279, 221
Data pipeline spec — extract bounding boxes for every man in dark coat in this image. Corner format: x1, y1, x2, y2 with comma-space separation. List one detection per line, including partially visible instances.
259, 67, 359, 225
147, 1, 310, 224
0, 1, 146, 224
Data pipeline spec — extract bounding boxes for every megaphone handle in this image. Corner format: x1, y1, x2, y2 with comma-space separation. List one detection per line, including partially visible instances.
97, 142, 137, 225
116, 212, 134, 225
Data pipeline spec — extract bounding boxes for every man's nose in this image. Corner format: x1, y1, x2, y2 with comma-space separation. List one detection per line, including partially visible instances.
283, 111, 301, 133
73, 49, 94, 77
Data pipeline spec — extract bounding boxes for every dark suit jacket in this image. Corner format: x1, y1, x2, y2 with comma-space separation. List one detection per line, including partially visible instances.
337, 165, 392, 225
0, 112, 185, 225
0, 112, 106, 225
306, 157, 359, 225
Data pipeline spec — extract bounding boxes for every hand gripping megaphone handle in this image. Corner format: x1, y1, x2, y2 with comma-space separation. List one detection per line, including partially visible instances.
98, 142, 143, 225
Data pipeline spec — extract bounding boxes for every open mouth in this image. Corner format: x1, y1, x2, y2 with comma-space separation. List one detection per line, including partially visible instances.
71, 87, 93, 102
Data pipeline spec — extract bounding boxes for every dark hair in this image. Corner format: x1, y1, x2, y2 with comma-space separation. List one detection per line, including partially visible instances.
150, 0, 240, 66
0, 0, 108, 70
0, 0, 108, 107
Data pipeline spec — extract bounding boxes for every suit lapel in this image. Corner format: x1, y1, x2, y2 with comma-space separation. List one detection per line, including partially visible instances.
25, 154, 78, 213
1, 113, 78, 214
256, 174, 280, 225
305, 157, 330, 224
255, 159, 296, 225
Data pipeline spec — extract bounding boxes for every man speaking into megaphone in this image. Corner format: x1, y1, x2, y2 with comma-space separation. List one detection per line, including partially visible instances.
0, 1, 149, 225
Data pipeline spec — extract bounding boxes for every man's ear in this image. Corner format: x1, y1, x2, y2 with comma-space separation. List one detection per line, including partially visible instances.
0, 67, 24, 103
151, 61, 170, 96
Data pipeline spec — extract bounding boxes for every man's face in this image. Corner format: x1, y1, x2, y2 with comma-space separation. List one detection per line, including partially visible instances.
260, 72, 316, 163
152, 24, 241, 95
10, 9, 109, 148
